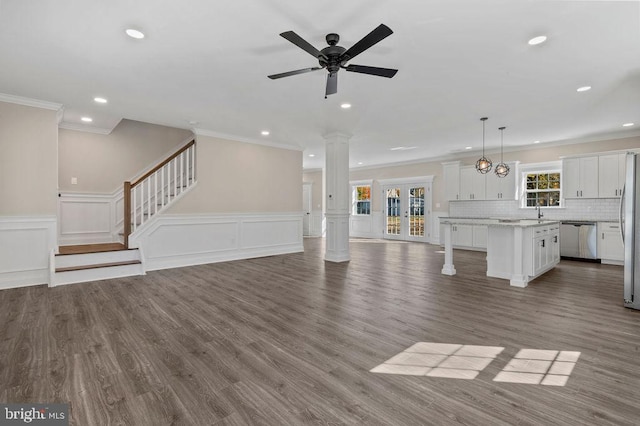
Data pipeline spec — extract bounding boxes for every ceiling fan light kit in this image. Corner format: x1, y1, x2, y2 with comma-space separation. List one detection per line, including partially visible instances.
475, 117, 492, 174
268, 24, 398, 98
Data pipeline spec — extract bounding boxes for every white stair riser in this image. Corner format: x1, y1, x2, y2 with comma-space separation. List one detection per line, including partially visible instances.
55, 250, 140, 269
53, 263, 144, 286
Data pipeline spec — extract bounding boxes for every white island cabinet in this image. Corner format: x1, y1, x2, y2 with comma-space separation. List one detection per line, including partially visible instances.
440, 218, 561, 288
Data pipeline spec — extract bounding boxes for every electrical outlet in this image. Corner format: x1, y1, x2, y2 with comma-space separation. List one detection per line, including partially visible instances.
71, 177, 78, 185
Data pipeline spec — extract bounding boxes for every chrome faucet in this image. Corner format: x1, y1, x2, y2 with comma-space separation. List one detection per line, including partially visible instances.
537, 204, 544, 219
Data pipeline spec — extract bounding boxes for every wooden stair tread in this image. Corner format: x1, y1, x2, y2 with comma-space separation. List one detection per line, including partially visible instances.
56, 260, 141, 273
58, 243, 129, 255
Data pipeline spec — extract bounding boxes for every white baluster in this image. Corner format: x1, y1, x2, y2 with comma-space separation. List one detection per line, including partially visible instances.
154, 171, 158, 215
179, 152, 184, 195
161, 165, 165, 209
146, 178, 151, 223
133, 185, 137, 232
190, 145, 195, 184
173, 157, 178, 198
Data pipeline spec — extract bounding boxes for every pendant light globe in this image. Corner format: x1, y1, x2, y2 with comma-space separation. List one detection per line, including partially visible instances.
475, 117, 492, 174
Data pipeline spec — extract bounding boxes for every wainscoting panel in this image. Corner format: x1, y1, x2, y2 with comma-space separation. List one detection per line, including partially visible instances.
0, 216, 56, 289
310, 210, 324, 237
130, 213, 304, 272
58, 192, 119, 245
350, 212, 383, 239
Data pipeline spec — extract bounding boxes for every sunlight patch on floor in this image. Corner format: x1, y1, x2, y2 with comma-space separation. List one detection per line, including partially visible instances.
493, 349, 581, 386
370, 342, 504, 380
371, 343, 580, 386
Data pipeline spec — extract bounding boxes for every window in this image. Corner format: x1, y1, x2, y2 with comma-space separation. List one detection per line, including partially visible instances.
352, 184, 371, 215
524, 172, 561, 207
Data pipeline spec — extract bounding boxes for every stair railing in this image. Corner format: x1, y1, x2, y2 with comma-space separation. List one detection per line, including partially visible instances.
123, 140, 195, 248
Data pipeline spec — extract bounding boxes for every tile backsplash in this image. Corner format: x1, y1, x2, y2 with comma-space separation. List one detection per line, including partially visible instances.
449, 198, 620, 222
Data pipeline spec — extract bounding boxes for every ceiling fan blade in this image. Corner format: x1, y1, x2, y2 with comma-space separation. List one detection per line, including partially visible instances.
268, 67, 323, 80
345, 64, 398, 78
325, 73, 338, 97
341, 24, 393, 61
280, 31, 327, 59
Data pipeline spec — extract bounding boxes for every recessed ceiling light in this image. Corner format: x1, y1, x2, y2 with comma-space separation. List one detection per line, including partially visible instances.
261, 130, 270, 136
308, 154, 315, 157
465, 146, 472, 150
357, 162, 363, 165
81, 117, 93, 122
576, 86, 591, 92
125, 29, 145, 39
340, 103, 352, 109
93, 97, 107, 104
623, 123, 635, 127
528, 35, 547, 46
188, 120, 199, 125
534, 140, 541, 144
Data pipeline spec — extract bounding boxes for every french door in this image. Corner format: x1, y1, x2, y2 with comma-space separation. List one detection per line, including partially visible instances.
383, 183, 427, 242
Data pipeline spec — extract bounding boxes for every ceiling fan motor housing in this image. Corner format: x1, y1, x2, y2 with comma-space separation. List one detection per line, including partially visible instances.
319, 39, 347, 73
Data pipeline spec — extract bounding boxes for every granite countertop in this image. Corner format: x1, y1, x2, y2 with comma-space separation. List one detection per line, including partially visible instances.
439, 217, 560, 228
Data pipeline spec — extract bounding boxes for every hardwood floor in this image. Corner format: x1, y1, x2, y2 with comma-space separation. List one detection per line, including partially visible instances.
1, 238, 640, 425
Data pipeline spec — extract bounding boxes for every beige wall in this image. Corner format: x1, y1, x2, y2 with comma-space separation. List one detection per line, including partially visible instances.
0, 101, 58, 215
58, 119, 192, 193
169, 135, 302, 214
303, 170, 323, 211
347, 135, 640, 213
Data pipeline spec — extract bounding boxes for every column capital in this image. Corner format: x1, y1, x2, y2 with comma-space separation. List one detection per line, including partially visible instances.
322, 132, 352, 142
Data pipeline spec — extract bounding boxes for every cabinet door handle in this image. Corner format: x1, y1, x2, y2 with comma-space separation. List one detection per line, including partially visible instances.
580, 190, 583, 197
577, 190, 579, 197
615, 189, 618, 196
602, 232, 605, 240
554, 236, 558, 243
542, 239, 545, 248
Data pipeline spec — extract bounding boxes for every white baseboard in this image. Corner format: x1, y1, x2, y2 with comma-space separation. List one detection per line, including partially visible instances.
0, 216, 56, 289
129, 212, 304, 272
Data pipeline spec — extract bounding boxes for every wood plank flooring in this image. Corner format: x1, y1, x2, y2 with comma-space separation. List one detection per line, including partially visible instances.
2, 238, 640, 425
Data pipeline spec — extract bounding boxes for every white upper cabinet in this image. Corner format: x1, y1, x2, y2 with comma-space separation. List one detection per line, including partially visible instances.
485, 162, 518, 200
442, 161, 461, 201
598, 153, 626, 198
459, 166, 486, 200
563, 156, 599, 199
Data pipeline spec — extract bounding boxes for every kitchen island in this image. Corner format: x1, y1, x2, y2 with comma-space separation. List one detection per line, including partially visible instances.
440, 218, 561, 287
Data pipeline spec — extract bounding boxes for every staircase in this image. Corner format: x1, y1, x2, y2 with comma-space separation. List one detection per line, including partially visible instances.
51, 140, 196, 286
52, 243, 143, 286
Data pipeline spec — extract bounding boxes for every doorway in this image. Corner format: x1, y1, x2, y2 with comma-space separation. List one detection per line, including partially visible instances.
381, 180, 431, 242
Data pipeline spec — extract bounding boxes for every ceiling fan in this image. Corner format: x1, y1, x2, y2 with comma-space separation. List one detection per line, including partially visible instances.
268, 24, 398, 98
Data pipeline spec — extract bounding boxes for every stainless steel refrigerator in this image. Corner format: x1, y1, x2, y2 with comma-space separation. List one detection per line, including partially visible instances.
622, 152, 640, 310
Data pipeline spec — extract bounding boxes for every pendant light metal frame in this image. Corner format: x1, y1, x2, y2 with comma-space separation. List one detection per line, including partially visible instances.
495, 126, 510, 178
475, 117, 492, 174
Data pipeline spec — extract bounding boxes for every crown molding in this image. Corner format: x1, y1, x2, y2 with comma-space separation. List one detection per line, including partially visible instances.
58, 121, 113, 135
192, 128, 303, 151
0, 93, 63, 111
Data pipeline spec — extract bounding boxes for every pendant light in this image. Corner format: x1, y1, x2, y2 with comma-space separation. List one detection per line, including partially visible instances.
494, 126, 510, 178
475, 117, 492, 174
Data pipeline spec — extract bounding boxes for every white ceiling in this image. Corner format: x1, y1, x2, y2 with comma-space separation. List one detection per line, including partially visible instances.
1, 0, 639, 169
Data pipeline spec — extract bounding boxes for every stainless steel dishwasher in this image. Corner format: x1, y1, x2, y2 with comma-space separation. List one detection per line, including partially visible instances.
560, 221, 598, 259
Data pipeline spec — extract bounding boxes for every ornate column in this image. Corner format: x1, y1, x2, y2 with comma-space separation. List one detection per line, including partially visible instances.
324, 132, 350, 262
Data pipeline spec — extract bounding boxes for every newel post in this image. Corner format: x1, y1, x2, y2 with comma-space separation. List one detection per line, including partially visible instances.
123, 181, 131, 249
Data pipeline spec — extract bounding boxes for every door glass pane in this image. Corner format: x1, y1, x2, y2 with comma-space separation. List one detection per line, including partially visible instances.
408, 186, 425, 237
386, 188, 401, 235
